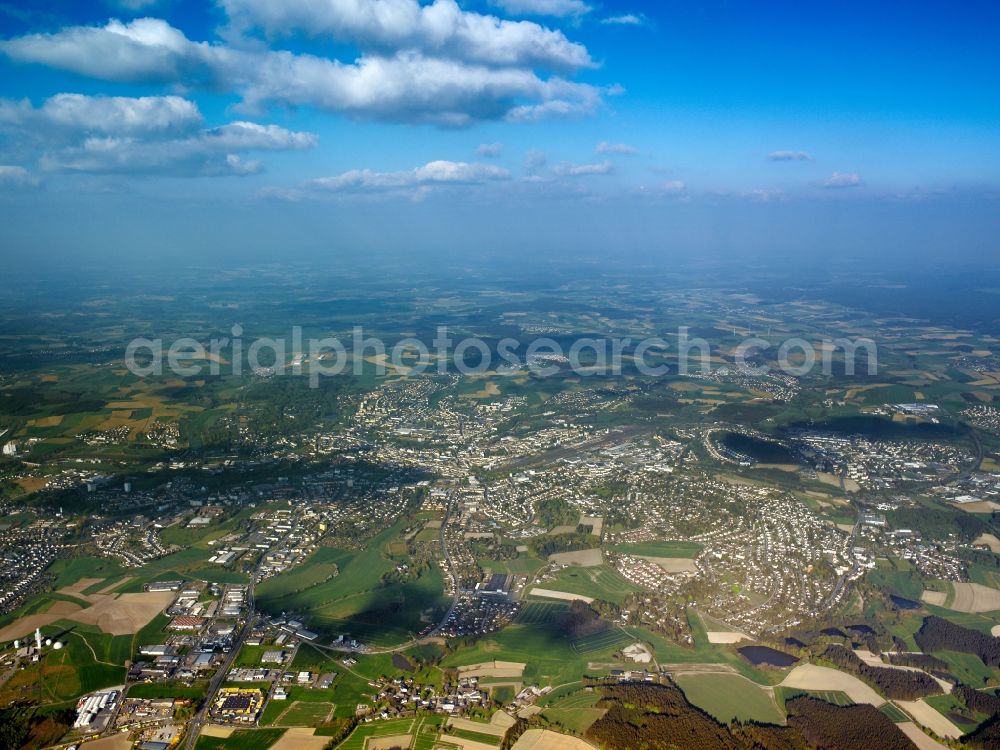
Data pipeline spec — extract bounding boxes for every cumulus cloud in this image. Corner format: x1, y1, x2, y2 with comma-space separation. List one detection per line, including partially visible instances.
305, 159, 511, 194
42, 120, 315, 177
821, 171, 861, 188
0, 18, 603, 126
600, 13, 647, 26
220, 0, 592, 71
0, 93, 202, 136
552, 159, 613, 176
0, 165, 41, 188
489, 0, 591, 18
596, 140, 637, 155
768, 150, 812, 161
0, 91, 314, 177
477, 142, 503, 157
0, 18, 215, 83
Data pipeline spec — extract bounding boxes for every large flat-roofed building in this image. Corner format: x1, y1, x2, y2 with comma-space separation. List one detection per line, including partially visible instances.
479, 573, 511, 596
212, 688, 263, 722
168, 616, 206, 631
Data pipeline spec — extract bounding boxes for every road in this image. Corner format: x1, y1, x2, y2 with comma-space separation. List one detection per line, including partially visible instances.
428, 490, 461, 638
357, 488, 462, 654
182, 578, 259, 750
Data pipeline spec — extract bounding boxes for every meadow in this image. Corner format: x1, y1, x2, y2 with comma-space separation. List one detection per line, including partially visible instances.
256, 520, 447, 646
673, 672, 784, 724
196, 729, 287, 750
540, 565, 643, 605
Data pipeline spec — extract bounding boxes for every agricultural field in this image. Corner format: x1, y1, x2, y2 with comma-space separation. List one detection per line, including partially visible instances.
269, 728, 331, 750
256, 520, 448, 646
607, 541, 703, 558
196, 729, 287, 750
271, 701, 335, 727
540, 565, 643, 605
442, 619, 627, 689
775, 687, 854, 708
515, 601, 571, 626
0, 614, 145, 705
539, 690, 606, 734
673, 673, 784, 724
336, 717, 426, 750
570, 628, 632, 656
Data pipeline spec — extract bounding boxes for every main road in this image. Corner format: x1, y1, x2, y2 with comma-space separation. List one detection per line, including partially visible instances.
183, 575, 260, 750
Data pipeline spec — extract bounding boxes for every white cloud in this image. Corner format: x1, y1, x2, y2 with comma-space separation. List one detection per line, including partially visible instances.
596, 140, 637, 155
0, 19, 603, 126
0, 18, 212, 82
745, 187, 786, 202
489, 0, 591, 18
220, 0, 592, 71
600, 13, 647, 26
477, 142, 503, 157
659, 179, 685, 193
305, 159, 511, 194
240, 50, 602, 126
0, 165, 40, 188
821, 171, 861, 188
768, 150, 811, 161
41, 121, 316, 176
0, 93, 202, 135
552, 159, 613, 176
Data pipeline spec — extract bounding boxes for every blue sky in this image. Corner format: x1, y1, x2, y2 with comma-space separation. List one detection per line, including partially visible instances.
0, 0, 998, 267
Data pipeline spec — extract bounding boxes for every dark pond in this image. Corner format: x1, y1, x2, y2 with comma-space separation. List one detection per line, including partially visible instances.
738, 646, 799, 668
890, 595, 922, 610
720, 432, 796, 464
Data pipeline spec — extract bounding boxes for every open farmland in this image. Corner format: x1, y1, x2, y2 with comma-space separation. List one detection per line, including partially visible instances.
674, 672, 784, 724
0, 583, 173, 640
779, 665, 884, 706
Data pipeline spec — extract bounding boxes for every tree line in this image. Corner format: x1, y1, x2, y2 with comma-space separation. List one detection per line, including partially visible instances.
821, 644, 941, 700
915, 615, 1000, 668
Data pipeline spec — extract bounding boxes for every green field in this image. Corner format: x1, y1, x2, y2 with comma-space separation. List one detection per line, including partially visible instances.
775, 687, 853, 707
195, 729, 286, 750
337, 717, 420, 750
0, 619, 131, 704
879, 702, 910, 723
516, 601, 571, 625
541, 564, 643, 604
443, 618, 627, 688
274, 700, 334, 726
609, 541, 703, 558
674, 673, 784, 724
256, 520, 448, 646
444, 727, 500, 746
571, 627, 632, 655
540, 689, 605, 734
